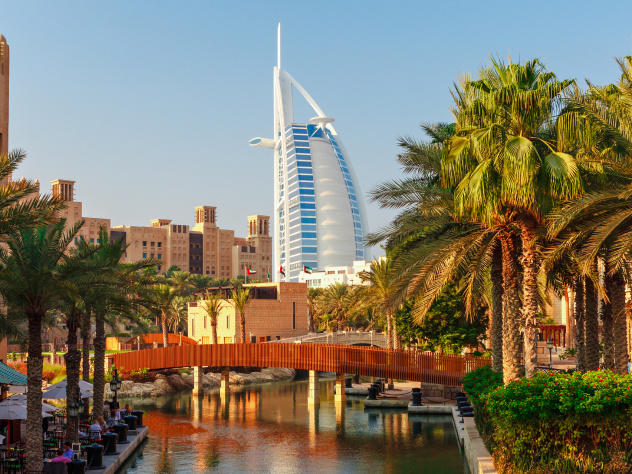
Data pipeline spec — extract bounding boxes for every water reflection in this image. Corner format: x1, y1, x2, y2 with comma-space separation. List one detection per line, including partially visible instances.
122, 379, 468, 474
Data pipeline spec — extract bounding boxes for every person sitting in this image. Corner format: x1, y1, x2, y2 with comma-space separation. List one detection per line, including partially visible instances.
62, 442, 73, 460
88, 418, 102, 440
120, 404, 131, 416
51, 448, 71, 464
109, 408, 121, 423
98, 416, 108, 432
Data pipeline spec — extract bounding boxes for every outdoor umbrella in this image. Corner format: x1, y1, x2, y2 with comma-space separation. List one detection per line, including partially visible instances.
2, 399, 58, 412
43, 378, 94, 399
0, 404, 54, 446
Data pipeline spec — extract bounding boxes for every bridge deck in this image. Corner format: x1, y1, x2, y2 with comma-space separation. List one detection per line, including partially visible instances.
110, 344, 490, 387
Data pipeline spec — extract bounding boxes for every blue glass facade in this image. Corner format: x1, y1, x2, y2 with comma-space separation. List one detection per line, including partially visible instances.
281, 124, 318, 280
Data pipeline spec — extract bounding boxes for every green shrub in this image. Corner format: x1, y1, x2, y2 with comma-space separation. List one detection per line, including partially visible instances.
465, 367, 632, 473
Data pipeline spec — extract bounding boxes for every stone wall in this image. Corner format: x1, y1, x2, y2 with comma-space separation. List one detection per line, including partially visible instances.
104, 367, 296, 398
419, 382, 460, 399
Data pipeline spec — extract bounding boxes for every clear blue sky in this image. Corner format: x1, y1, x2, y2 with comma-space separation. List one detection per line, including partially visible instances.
2, 1, 630, 254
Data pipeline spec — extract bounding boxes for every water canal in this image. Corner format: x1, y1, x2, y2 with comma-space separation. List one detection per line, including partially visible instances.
119, 378, 470, 474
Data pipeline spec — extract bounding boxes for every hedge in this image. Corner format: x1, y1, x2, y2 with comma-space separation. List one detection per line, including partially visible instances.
462, 366, 632, 473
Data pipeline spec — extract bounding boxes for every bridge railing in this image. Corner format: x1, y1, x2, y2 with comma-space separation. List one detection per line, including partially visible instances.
110, 344, 491, 387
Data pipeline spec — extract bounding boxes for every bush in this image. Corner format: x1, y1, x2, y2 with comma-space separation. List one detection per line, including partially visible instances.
465, 367, 632, 473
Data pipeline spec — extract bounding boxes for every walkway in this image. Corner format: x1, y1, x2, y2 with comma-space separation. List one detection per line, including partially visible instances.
278, 331, 387, 348
109, 344, 489, 387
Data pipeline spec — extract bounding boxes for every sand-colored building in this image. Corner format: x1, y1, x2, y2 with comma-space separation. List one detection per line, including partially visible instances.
187, 282, 307, 344
232, 215, 273, 279
51, 180, 111, 244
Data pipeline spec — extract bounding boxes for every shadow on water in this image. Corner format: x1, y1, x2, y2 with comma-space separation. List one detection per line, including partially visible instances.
118, 379, 470, 474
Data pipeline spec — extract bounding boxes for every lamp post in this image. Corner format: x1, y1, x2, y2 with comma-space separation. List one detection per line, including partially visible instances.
546, 337, 554, 368
110, 367, 122, 412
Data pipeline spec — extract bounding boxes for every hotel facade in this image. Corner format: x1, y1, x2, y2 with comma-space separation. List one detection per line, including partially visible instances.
250, 25, 369, 282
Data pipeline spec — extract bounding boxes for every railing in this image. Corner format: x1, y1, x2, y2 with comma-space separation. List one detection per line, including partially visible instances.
110, 344, 491, 387
538, 325, 566, 347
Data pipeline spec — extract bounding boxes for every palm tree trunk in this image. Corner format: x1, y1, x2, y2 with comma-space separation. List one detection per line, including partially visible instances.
211, 319, 218, 345
520, 219, 539, 378
491, 241, 504, 372
81, 309, 91, 382
240, 311, 246, 343
392, 313, 401, 351
499, 230, 522, 384
601, 267, 615, 370
585, 270, 600, 370
612, 271, 628, 375
574, 277, 586, 371
26, 311, 44, 473
92, 314, 106, 419
162, 313, 169, 347
65, 318, 81, 444
386, 310, 393, 389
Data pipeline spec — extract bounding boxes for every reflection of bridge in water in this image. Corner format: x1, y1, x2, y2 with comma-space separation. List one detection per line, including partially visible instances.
277, 331, 388, 348
110, 344, 490, 404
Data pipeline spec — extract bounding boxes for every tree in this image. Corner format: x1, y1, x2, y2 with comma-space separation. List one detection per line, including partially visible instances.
445, 57, 581, 379
307, 288, 324, 332
151, 285, 181, 347
357, 258, 399, 350
395, 285, 488, 353
0, 220, 94, 471
202, 290, 226, 345
230, 286, 251, 343
315, 283, 352, 331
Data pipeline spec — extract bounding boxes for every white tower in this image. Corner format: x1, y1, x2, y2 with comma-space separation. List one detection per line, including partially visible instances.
250, 24, 369, 282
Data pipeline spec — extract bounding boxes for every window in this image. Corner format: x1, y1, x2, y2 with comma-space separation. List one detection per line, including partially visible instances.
251, 336, 257, 343
157, 242, 162, 248
292, 302, 296, 330
74, 237, 78, 244
90, 239, 94, 243
158, 266, 161, 271
191, 320, 195, 337
158, 254, 162, 259
150, 253, 154, 258
142, 241, 147, 246
97, 239, 100, 244
143, 253, 147, 259
204, 316, 207, 329
227, 316, 230, 329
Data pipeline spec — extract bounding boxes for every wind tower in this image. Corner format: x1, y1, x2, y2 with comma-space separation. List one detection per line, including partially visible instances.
250, 24, 369, 282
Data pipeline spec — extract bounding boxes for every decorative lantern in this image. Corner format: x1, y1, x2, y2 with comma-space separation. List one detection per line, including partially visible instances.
68, 400, 79, 417
116, 377, 122, 391
110, 378, 117, 392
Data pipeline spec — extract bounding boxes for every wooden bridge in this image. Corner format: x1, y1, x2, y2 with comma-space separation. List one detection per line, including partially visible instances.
109, 343, 490, 388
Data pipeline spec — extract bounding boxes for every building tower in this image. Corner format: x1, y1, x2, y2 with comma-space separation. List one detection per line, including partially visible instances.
0, 35, 10, 183
249, 24, 369, 282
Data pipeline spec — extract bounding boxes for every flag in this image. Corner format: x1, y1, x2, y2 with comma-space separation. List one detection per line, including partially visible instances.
279, 265, 286, 277
247, 267, 257, 275
303, 265, 313, 274
267, 270, 270, 279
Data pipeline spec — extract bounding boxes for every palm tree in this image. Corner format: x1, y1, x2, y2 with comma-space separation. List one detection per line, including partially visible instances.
230, 286, 251, 343
357, 259, 399, 349
365, 123, 502, 372
169, 271, 194, 297
0, 150, 66, 238
307, 288, 324, 333
81, 228, 158, 419
318, 314, 336, 333
444, 57, 581, 379
315, 283, 351, 331
202, 290, 226, 344
152, 285, 180, 347
167, 296, 189, 334
0, 220, 94, 472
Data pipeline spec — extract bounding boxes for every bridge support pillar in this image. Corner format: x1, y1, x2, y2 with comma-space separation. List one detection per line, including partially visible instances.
307, 370, 319, 405
192, 366, 204, 395
220, 367, 230, 394
334, 373, 346, 403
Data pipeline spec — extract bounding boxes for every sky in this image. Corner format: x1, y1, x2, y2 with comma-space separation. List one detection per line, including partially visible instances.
1, 1, 631, 257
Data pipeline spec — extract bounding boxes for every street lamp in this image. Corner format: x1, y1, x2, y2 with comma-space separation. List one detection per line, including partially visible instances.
546, 337, 554, 368
68, 400, 79, 417
110, 367, 121, 410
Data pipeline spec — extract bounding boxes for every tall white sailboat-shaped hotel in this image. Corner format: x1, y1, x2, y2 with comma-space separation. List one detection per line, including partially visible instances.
250, 24, 369, 282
